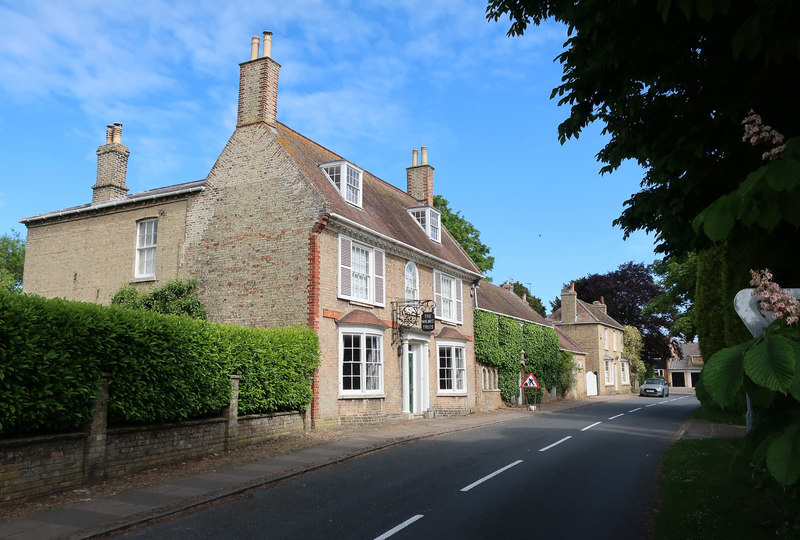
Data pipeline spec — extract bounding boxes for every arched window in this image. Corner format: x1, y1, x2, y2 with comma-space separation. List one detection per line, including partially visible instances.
405, 262, 419, 301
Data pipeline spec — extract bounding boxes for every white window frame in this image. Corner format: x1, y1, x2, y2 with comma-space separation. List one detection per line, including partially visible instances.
338, 236, 385, 306
404, 261, 419, 301
604, 329, 609, 350
604, 359, 614, 385
408, 206, 442, 243
320, 161, 363, 208
437, 340, 467, 394
433, 270, 462, 324
135, 218, 158, 278
339, 326, 384, 396
620, 360, 630, 385
613, 330, 618, 352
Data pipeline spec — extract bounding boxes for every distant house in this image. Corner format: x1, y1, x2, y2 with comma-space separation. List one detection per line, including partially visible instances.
20, 33, 484, 427
667, 342, 702, 388
474, 280, 587, 407
547, 283, 628, 396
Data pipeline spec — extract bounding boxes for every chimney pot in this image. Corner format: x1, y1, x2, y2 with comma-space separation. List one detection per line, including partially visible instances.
262, 31, 272, 58
601, 296, 605, 304
412, 149, 418, 167
570, 282, 575, 292
250, 36, 260, 61
421, 146, 428, 165
105, 125, 114, 144
111, 123, 122, 144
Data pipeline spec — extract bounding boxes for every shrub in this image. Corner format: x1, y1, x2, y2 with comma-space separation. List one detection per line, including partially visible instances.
0, 291, 319, 436
111, 279, 206, 319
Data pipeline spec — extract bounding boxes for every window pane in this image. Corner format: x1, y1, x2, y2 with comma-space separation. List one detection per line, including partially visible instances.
455, 347, 465, 391
351, 245, 370, 301
439, 346, 453, 390
441, 275, 454, 320
323, 165, 341, 190
343, 334, 361, 390
346, 166, 360, 205
365, 335, 382, 391
430, 211, 440, 241
405, 262, 418, 301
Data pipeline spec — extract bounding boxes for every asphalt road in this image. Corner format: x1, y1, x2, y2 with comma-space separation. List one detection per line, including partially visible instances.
117, 394, 698, 540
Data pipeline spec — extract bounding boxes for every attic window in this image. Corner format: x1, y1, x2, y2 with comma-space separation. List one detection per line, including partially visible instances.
321, 161, 363, 207
408, 206, 441, 243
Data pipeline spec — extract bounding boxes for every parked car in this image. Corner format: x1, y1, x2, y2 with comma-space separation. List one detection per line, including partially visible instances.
640, 378, 670, 397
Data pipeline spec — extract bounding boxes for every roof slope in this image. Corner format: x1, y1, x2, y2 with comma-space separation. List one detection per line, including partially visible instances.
273, 122, 481, 275
547, 299, 624, 330
475, 280, 550, 326
555, 330, 586, 355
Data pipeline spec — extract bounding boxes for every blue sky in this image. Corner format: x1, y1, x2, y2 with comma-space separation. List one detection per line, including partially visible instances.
0, 0, 656, 307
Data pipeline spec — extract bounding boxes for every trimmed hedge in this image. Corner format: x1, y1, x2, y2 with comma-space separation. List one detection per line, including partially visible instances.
0, 291, 319, 436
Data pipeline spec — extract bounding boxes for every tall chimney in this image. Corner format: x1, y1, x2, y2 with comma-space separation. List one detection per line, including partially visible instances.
238, 32, 281, 127
561, 282, 577, 323
501, 281, 514, 293
406, 146, 434, 206
593, 298, 608, 315
92, 123, 130, 204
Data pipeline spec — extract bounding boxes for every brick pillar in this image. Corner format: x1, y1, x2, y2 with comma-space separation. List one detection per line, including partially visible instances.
224, 375, 241, 451
83, 374, 109, 483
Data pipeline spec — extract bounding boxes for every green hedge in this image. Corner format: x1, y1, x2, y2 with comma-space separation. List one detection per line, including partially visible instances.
474, 310, 562, 403
0, 291, 319, 436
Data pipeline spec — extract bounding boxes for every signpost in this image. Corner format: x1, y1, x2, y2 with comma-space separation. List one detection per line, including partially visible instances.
521, 373, 539, 389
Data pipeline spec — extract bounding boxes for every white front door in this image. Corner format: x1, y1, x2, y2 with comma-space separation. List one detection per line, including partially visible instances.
408, 343, 428, 413
586, 371, 598, 396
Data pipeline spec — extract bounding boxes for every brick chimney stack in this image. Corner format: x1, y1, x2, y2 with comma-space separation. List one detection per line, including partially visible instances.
501, 281, 514, 293
406, 146, 434, 206
92, 123, 130, 204
561, 282, 577, 323
593, 296, 608, 315
237, 32, 281, 127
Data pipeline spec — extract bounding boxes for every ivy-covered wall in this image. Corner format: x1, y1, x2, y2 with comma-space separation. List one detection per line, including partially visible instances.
474, 310, 562, 403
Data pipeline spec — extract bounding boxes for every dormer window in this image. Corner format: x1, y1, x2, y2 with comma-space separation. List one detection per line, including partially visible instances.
321, 161, 363, 207
408, 206, 441, 243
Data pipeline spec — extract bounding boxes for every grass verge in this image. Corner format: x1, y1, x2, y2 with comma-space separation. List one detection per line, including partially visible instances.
656, 438, 800, 539
689, 406, 745, 425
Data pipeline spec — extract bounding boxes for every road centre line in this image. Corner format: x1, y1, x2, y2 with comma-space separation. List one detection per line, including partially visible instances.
645, 403, 658, 407
460, 460, 523, 492
608, 413, 624, 420
581, 422, 602, 432
374, 514, 424, 540
628, 407, 642, 412
539, 436, 572, 452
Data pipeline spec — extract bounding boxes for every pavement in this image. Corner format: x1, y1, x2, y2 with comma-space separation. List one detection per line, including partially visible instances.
0, 390, 743, 540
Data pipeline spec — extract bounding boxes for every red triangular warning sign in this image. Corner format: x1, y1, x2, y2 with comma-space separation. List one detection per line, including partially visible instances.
521, 373, 539, 388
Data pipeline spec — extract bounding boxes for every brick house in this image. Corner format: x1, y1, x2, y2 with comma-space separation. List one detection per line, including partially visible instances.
473, 280, 588, 407
667, 341, 702, 388
546, 283, 628, 396
20, 33, 483, 427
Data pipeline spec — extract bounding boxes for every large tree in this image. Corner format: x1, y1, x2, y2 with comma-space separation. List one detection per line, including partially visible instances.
434, 195, 495, 274
486, 1, 800, 265
570, 262, 673, 364
0, 230, 25, 293
646, 253, 698, 342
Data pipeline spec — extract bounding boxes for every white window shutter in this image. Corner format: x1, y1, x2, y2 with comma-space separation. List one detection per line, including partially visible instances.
434, 270, 442, 318
455, 278, 463, 324
374, 249, 385, 306
339, 236, 352, 299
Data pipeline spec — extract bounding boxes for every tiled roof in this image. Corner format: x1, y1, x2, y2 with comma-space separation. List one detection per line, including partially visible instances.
273, 122, 482, 276
336, 309, 388, 328
474, 280, 551, 326
555, 329, 586, 355
436, 327, 468, 341
547, 299, 624, 330
669, 341, 702, 370
21, 179, 206, 223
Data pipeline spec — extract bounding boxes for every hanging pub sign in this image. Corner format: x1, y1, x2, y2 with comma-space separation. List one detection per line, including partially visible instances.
421, 311, 435, 331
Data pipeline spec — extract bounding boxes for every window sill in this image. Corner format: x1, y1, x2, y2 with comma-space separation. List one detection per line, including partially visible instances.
482, 389, 501, 393
436, 393, 468, 397
338, 394, 385, 400
348, 299, 375, 309
130, 277, 157, 284
436, 319, 459, 327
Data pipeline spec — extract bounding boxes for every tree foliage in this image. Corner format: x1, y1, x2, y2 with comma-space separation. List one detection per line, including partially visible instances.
511, 281, 546, 316
0, 230, 25, 293
623, 325, 646, 387
433, 195, 494, 274
111, 279, 206, 319
486, 0, 800, 263
571, 262, 673, 363
647, 253, 698, 341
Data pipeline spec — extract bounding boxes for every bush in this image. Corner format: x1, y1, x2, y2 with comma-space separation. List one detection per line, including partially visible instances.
0, 291, 319, 436
111, 279, 206, 319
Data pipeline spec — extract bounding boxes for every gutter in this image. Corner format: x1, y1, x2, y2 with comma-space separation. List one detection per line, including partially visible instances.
20, 185, 206, 224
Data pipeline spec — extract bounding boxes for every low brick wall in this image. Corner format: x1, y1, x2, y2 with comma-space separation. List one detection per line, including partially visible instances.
0, 411, 305, 503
